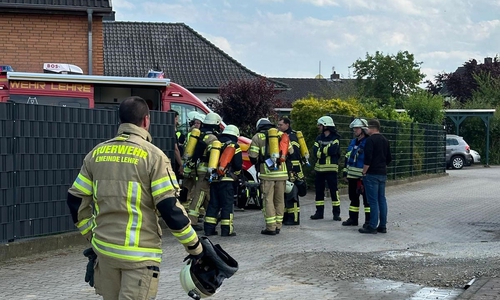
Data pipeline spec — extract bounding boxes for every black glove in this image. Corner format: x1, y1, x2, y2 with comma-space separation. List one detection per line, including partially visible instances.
183, 244, 205, 263
83, 247, 97, 287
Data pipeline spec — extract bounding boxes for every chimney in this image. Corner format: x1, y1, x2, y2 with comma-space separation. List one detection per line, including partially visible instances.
484, 57, 493, 65
330, 66, 340, 80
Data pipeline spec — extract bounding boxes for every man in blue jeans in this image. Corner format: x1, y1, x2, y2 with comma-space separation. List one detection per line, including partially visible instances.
359, 119, 392, 234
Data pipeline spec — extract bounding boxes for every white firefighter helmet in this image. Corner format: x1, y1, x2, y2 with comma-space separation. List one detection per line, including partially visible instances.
349, 118, 368, 130
196, 113, 206, 123
256, 118, 273, 130
180, 259, 214, 298
317, 116, 335, 127
222, 125, 240, 137
188, 111, 205, 123
204, 112, 221, 126
187, 111, 199, 123
285, 180, 294, 194
180, 237, 239, 299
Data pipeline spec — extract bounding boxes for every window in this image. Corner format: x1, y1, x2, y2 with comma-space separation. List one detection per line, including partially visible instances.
9, 95, 89, 108
170, 103, 207, 135
446, 138, 459, 146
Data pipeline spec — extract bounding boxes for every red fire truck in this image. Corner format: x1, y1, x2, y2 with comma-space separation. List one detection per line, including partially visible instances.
0, 64, 260, 207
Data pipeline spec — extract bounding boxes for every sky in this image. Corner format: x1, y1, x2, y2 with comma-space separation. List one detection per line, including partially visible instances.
112, 0, 500, 83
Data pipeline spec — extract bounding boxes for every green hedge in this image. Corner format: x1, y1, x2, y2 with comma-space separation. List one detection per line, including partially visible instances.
288, 97, 446, 187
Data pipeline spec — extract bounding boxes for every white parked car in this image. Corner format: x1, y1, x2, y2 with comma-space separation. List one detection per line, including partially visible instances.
470, 149, 481, 164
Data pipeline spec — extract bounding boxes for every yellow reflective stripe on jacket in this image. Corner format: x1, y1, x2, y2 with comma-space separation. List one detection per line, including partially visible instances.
314, 164, 339, 172
172, 226, 197, 245
73, 173, 92, 195
151, 177, 175, 197
249, 145, 260, 154
76, 217, 94, 235
92, 237, 162, 262
347, 166, 363, 178
125, 182, 142, 247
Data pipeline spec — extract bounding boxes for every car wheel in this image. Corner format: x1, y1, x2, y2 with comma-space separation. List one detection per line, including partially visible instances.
451, 155, 464, 169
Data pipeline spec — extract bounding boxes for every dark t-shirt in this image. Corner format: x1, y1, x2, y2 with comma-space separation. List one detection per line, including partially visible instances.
364, 133, 392, 175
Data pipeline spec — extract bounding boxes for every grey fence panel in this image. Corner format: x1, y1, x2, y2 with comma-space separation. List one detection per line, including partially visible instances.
11, 104, 118, 240
149, 110, 176, 164
0, 103, 15, 242
0, 103, 175, 243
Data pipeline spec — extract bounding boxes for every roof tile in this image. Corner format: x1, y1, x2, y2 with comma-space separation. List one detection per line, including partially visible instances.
103, 21, 288, 90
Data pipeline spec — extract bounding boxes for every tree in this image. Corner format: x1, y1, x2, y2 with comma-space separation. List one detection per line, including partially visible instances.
471, 71, 500, 107
427, 57, 500, 104
351, 51, 426, 108
206, 77, 282, 137
404, 89, 445, 124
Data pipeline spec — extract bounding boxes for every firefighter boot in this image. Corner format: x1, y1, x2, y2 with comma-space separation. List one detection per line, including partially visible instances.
342, 211, 359, 226
221, 225, 236, 237
332, 206, 342, 221
363, 212, 371, 229
310, 205, 324, 220
203, 222, 218, 236
283, 212, 291, 225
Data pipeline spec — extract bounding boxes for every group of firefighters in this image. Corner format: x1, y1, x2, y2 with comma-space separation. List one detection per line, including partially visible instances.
66, 96, 372, 299
177, 111, 372, 236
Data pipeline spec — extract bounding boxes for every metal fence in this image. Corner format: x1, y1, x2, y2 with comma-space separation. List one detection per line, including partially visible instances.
302, 114, 447, 183
0, 102, 175, 243
0, 104, 446, 243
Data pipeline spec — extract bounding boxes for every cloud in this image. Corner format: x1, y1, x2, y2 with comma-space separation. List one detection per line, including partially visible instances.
112, 0, 136, 10
202, 34, 239, 58
299, 0, 339, 7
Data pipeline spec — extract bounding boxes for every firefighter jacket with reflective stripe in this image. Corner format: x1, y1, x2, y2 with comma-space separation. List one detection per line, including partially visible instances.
284, 128, 304, 177
248, 130, 293, 181
197, 132, 218, 174
343, 137, 367, 179
212, 135, 242, 182
313, 132, 341, 172
68, 123, 201, 266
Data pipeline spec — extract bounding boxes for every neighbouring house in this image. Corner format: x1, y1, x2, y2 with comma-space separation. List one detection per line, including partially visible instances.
0, 0, 114, 75
271, 71, 358, 113
102, 21, 289, 102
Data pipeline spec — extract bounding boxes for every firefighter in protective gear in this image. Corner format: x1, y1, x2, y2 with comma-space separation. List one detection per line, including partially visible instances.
188, 112, 222, 231
180, 237, 238, 299
66, 97, 203, 300
204, 125, 242, 237
249, 118, 293, 235
311, 115, 342, 221
277, 117, 305, 226
181, 112, 205, 206
187, 111, 205, 129
342, 118, 370, 227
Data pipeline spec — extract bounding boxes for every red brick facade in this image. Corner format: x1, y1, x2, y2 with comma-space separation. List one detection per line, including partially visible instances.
0, 13, 104, 75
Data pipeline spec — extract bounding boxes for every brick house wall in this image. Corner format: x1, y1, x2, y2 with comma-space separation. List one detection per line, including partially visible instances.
0, 13, 104, 75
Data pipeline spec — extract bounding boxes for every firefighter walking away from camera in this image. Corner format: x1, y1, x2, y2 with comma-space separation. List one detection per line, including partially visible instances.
277, 117, 306, 225
311, 116, 342, 221
204, 125, 242, 237
342, 118, 370, 227
249, 118, 293, 235
180, 111, 205, 208
188, 112, 222, 231
66, 96, 203, 300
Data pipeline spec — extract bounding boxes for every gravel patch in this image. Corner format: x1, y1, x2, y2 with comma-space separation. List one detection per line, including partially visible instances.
276, 250, 500, 289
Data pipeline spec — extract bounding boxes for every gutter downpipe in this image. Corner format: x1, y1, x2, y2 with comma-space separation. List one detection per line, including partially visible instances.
87, 9, 93, 75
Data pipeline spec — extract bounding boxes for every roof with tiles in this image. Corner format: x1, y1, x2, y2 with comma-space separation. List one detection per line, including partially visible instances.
102, 21, 288, 90
0, 0, 112, 14
271, 77, 358, 106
